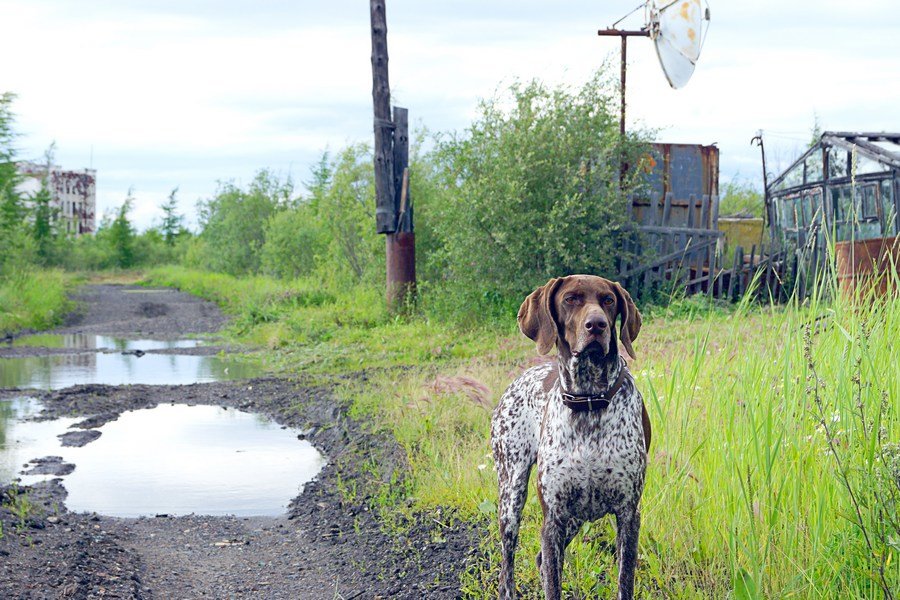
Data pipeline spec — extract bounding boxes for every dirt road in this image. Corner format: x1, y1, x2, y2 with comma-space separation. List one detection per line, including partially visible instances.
0, 284, 478, 599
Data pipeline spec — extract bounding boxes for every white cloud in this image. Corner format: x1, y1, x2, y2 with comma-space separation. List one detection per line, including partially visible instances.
2, 0, 898, 229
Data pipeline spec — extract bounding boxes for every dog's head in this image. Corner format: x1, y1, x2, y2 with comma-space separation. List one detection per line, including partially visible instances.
517, 275, 641, 361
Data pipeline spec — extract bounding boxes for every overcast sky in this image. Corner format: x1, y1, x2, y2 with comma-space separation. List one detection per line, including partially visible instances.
2, 0, 899, 230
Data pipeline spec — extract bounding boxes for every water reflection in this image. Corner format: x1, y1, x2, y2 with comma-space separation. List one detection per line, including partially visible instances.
9, 334, 202, 351
0, 352, 259, 390
0, 397, 79, 484
0, 401, 324, 517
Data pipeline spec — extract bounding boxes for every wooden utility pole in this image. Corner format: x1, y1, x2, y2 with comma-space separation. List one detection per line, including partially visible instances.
371, 0, 395, 235
370, 0, 415, 311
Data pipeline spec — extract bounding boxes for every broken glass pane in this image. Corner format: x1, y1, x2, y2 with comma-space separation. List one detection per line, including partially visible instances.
828, 148, 849, 179
882, 180, 897, 235
805, 153, 823, 184
853, 153, 891, 176
861, 184, 878, 219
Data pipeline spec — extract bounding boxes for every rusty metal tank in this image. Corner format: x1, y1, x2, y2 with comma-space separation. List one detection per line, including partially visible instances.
834, 235, 899, 298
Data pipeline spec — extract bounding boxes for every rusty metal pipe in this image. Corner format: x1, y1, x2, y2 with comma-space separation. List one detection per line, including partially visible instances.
386, 232, 416, 310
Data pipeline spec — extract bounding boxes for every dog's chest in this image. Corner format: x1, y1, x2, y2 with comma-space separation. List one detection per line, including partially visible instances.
538, 388, 646, 518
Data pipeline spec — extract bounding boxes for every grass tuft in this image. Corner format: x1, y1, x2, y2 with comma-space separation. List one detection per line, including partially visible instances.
0, 269, 72, 336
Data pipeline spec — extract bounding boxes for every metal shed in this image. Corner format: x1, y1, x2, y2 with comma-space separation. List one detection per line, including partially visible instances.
619, 143, 723, 297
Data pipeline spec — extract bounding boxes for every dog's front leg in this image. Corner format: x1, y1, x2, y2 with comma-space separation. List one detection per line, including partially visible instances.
615, 508, 641, 600
497, 467, 530, 600
539, 513, 565, 600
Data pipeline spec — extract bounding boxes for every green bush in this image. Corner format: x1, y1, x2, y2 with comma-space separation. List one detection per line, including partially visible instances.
308, 145, 382, 284
719, 178, 764, 218
260, 204, 325, 279
195, 170, 293, 275
0, 227, 38, 278
417, 71, 650, 322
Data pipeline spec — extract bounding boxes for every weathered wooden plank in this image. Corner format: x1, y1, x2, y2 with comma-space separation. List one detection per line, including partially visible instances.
685, 269, 714, 288
639, 226, 723, 236
619, 237, 719, 279
748, 244, 757, 297
392, 106, 410, 232
715, 249, 724, 297
642, 232, 654, 290
686, 193, 697, 229
371, 0, 396, 234
662, 192, 674, 225
700, 194, 710, 230
647, 192, 659, 227
727, 245, 742, 300
676, 232, 687, 290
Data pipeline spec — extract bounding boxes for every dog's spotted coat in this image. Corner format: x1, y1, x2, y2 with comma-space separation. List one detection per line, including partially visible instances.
491, 275, 649, 600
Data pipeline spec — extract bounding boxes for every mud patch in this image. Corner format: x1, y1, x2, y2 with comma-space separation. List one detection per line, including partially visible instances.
137, 302, 169, 318
22, 456, 75, 477
58, 429, 102, 447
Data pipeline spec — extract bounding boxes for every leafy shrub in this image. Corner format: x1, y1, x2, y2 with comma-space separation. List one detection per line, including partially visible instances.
418, 71, 650, 321
308, 145, 383, 284
719, 178, 764, 218
0, 227, 37, 277
260, 204, 325, 279
195, 170, 293, 275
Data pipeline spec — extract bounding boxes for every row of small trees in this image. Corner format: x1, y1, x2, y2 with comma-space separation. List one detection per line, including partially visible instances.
4, 70, 653, 322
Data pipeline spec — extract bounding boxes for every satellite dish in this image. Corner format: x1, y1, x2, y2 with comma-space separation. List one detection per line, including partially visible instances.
649, 0, 711, 89
597, 2, 711, 136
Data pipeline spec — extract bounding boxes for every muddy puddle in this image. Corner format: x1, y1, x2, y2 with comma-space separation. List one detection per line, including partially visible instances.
1, 397, 325, 517
0, 333, 325, 517
1, 334, 260, 390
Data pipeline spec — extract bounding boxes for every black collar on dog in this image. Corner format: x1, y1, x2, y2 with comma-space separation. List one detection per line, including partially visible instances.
560, 360, 628, 412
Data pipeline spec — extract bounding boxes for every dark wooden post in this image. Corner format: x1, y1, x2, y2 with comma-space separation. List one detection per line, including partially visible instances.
371, 0, 395, 235
370, 0, 415, 311
386, 106, 416, 307
392, 106, 410, 231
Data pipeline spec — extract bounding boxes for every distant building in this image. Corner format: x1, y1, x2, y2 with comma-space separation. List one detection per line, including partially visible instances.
17, 163, 97, 235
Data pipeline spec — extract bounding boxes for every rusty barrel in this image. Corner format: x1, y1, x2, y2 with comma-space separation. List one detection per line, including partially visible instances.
834, 235, 899, 299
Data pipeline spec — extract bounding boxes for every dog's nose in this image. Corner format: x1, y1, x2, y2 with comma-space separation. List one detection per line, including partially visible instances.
584, 315, 608, 332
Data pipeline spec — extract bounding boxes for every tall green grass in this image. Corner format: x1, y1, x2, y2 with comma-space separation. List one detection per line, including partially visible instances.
0, 269, 71, 336
342, 275, 900, 597
143, 266, 508, 372
143, 263, 899, 598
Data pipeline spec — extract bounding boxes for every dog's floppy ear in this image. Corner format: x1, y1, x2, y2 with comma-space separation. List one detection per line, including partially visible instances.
517, 277, 563, 355
613, 282, 641, 359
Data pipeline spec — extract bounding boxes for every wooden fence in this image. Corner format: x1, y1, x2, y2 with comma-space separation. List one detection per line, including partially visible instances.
618, 192, 806, 301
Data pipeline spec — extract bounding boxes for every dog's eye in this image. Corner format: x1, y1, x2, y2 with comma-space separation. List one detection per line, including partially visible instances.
602, 297, 614, 306
564, 296, 578, 306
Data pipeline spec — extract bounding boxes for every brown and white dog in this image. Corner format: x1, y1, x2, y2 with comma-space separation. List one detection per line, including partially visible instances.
491, 275, 649, 600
